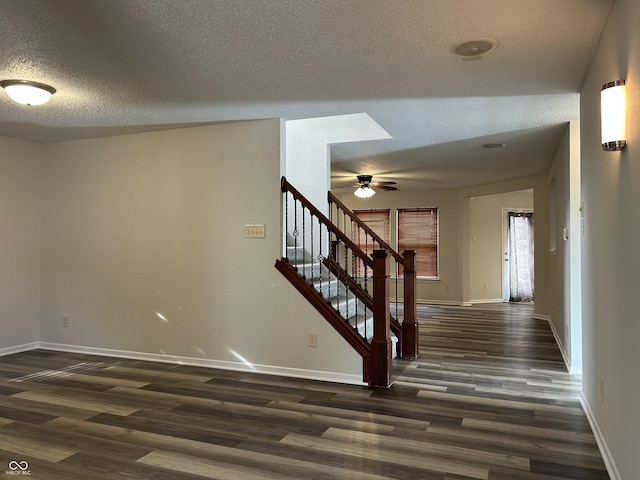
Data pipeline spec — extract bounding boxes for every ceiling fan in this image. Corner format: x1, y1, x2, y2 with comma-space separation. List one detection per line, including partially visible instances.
354, 175, 397, 198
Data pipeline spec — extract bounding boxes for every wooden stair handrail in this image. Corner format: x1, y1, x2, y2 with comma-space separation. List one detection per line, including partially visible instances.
282, 177, 373, 270
328, 191, 404, 264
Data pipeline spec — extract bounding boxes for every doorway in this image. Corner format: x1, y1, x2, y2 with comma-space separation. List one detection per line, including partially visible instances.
502, 208, 534, 303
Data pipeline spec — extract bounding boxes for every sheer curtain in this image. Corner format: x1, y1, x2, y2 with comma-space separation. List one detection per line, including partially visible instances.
508, 212, 534, 302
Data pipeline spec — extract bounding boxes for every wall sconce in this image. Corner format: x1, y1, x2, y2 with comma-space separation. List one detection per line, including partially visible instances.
601, 79, 627, 151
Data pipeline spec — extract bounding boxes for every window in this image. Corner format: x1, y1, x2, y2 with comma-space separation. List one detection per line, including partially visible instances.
352, 209, 390, 275
398, 207, 438, 278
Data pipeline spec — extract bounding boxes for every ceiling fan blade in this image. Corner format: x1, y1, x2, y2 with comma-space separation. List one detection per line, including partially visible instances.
371, 185, 398, 191
372, 181, 397, 186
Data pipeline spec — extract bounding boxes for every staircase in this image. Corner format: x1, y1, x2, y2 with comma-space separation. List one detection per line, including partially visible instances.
285, 241, 398, 356
275, 177, 417, 387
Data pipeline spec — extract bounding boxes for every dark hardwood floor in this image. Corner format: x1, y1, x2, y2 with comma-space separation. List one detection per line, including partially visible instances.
0, 304, 609, 479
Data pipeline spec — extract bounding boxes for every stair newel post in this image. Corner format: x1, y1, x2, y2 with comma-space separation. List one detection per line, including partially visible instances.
402, 249, 419, 359
370, 249, 392, 388
283, 187, 288, 258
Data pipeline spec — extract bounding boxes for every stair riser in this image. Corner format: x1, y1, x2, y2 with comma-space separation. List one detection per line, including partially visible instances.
314, 281, 342, 298
286, 246, 314, 263
294, 263, 322, 280
331, 298, 361, 317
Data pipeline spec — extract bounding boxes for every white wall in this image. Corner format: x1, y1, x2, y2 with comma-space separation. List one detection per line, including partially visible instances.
285, 113, 391, 216
0, 136, 41, 352
548, 122, 582, 374
580, 0, 640, 477
38, 120, 363, 383
460, 176, 550, 317
468, 190, 533, 303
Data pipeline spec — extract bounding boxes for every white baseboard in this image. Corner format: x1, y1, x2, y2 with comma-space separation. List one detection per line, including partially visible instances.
539, 317, 618, 478
580, 394, 622, 480
418, 299, 509, 307
468, 298, 504, 305
535, 313, 572, 373
36, 342, 366, 386
0, 342, 39, 356
416, 299, 465, 306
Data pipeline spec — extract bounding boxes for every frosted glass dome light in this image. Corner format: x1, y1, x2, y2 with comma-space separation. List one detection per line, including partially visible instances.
354, 185, 376, 198
0, 79, 56, 106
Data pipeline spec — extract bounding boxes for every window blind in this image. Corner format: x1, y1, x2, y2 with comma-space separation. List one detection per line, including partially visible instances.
398, 207, 438, 278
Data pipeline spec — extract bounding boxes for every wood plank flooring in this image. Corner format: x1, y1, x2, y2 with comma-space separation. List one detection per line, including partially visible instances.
0, 304, 609, 479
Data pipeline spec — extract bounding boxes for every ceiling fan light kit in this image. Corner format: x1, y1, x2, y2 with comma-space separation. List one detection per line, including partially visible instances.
0, 79, 56, 106
353, 174, 397, 197
354, 185, 376, 198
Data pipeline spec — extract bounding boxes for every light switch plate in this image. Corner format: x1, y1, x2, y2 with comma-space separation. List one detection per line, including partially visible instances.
244, 224, 265, 238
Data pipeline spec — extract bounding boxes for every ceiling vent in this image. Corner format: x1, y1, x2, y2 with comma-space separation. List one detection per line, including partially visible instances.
453, 40, 497, 60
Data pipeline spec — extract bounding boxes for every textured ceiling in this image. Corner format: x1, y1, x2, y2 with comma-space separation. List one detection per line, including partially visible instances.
0, 0, 613, 189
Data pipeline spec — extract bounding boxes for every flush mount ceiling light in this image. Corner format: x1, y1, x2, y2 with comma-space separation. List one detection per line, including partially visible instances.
601, 79, 627, 151
0, 79, 56, 105
453, 39, 497, 60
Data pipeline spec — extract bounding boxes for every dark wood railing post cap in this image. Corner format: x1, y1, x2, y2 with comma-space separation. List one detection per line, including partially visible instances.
372, 249, 389, 258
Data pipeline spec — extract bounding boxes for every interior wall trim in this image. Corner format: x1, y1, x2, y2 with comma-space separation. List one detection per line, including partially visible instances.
580, 394, 622, 480
468, 298, 504, 305
536, 313, 572, 373
0, 342, 39, 356
35, 342, 366, 386
415, 299, 465, 306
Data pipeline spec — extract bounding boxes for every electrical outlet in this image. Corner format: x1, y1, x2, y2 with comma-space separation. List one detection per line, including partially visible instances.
483, 283, 489, 290
244, 224, 265, 238
307, 333, 317, 348
62, 315, 69, 327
